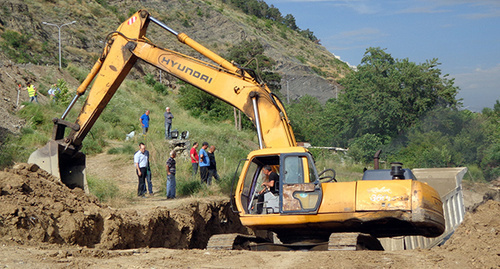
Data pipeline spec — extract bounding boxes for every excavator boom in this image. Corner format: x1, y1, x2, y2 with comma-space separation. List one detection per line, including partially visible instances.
29, 10, 295, 187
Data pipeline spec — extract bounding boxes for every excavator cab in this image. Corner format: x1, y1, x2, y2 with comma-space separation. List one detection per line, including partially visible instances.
238, 148, 323, 216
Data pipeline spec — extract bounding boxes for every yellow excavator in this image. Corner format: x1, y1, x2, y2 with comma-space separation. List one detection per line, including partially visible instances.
29, 10, 445, 250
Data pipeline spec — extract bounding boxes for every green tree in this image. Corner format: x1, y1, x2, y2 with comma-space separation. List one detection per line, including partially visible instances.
287, 95, 329, 144
480, 100, 500, 180
282, 14, 298, 30
225, 40, 281, 92
384, 106, 497, 178
348, 133, 384, 163
328, 47, 459, 147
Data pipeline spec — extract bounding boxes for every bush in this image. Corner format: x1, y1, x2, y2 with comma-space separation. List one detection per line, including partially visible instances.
144, 73, 156, 86
464, 165, 486, 182
153, 82, 168, 95
18, 104, 48, 128
55, 79, 74, 106
481, 143, 500, 181
82, 131, 107, 155
0, 30, 39, 63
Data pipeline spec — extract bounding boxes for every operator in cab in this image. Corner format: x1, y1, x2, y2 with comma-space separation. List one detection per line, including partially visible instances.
255, 165, 280, 214
259, 165, 279, 194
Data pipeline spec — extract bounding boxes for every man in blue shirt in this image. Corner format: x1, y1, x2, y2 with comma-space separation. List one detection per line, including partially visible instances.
140, 110, 150, 135
134, 143, 148, 197
199, 142, 210, 184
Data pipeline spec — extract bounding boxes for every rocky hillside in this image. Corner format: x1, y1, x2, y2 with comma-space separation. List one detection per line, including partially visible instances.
0, 0, 348, 95
0, 0, 350, 140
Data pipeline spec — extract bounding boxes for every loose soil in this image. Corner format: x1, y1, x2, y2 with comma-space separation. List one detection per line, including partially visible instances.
0, 161, 499, 268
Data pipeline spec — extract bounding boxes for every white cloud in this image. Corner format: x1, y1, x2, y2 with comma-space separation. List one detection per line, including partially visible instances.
453, 64, 500, 111
394, 0, 500, 18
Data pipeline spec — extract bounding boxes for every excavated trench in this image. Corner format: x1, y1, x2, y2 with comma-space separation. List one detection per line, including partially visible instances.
0, 164, 249, 250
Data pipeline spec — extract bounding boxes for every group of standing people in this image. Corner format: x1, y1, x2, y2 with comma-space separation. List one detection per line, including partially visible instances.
136, 107, 177, 199
23, 82, 60, 104
139, 107, 174, 139
134, 142, 177, 199
134, 106, 219, 199
190, 141, 219, 185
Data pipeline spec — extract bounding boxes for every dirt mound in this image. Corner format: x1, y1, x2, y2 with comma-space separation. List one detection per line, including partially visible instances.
0, 163, 247, 250
0, 163, 499, 268
435, 200, 500, 267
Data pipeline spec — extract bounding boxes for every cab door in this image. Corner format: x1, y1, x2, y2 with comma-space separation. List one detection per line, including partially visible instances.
279, 153, 322, 214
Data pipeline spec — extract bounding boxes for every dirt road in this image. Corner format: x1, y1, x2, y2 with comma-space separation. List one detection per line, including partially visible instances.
0, 163, 498, 268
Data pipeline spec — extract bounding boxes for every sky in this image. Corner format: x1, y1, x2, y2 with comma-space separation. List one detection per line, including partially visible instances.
264, 0, 500, 111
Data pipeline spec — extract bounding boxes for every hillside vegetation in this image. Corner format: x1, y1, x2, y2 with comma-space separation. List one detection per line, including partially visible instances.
0, 0, 347, 100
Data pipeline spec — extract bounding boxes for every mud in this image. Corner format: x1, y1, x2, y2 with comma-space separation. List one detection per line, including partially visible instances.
0, 163, 247, 250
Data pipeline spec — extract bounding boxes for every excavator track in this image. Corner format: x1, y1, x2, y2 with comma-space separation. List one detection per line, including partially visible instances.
328, 233, 384, 251
207, 233, 383, 251
207, 234, 263, 250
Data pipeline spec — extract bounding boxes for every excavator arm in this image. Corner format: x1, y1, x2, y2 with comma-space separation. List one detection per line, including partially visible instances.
29, 10, 295, 190
65, 9, 295, 150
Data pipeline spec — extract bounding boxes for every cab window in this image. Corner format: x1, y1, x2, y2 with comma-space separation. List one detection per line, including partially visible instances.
283, 155, 304, 184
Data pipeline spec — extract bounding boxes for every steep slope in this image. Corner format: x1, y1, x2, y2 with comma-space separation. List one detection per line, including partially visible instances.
0, 0, 349, 101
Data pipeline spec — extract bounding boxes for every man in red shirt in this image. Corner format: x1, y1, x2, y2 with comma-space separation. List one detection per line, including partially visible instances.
190, 142, 199, 176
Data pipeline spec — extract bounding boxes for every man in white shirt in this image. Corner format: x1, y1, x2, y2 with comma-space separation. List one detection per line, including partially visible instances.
134, 143, 148, 197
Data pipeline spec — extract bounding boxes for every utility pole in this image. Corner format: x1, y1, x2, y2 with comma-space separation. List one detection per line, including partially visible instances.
42, 21, 77, 69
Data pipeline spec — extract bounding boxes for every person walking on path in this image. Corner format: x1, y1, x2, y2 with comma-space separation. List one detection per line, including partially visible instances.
26, 82, 38, 103
140, 110, 150, 135
134, 143, 148, 197
207, 145, 220, 185
199, 142, 210, 184
166, 150, 177, 199
142, 148, 153, 196
190, 142, 199, 176
164, 107, 174, 139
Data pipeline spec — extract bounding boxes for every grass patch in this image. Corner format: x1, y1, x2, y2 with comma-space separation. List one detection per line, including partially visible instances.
178, 177, 203, 196
87, 175, 119, 202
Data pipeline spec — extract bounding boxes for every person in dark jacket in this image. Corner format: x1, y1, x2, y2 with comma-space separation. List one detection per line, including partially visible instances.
207, 145, 220, 185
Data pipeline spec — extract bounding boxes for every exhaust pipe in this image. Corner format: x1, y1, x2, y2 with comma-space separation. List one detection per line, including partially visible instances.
373, 149, 382, 170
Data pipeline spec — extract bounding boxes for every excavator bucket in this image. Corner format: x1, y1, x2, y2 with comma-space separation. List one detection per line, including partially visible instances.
28, 140, 88, 193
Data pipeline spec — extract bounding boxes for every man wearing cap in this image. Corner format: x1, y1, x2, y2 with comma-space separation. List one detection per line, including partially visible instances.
164, 107, 174, 139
